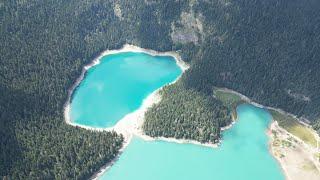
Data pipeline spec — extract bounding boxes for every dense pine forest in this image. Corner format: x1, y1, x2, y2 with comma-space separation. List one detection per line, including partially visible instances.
143, 83, 231, 144
1, 0, 320, 179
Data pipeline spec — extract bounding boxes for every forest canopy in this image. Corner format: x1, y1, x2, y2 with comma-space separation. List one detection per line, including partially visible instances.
1, 0, 320, 179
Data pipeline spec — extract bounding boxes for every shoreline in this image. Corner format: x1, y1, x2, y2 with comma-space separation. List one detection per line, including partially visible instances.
216, 87, 320, 150
63, 45, 319, 179
268, 121, 292, 180
216, 87, 313, 128
63, 44, 192, 179
90, 135, 132, 180
269, 121, 320, 180
217, 87, 320, 180
64, 44, 188, 129
63, 44, 189, 135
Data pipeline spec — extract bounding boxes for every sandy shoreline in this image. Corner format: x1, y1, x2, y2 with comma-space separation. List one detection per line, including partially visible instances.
268, 121, 292, 180
269, 121, 320, 180
63, 44, 189, 135
217, 87, 320, 180
63, 44, 201, 179
140, 120, 236, 148
64, 45, 319, 179
65, 45, 239, 179
63, 44, 188, 128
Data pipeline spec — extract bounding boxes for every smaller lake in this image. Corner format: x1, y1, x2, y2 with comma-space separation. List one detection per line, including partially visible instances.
100, 104, 285, 180
70, 52, 182, 128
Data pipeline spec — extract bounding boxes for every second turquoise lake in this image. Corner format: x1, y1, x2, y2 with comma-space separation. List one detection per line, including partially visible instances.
101, 104, 285, 180
69, 51, 284, 180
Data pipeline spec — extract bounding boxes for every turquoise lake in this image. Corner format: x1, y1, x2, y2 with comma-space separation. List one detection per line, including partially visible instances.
100, 104, 285, 180
70, 51, 284, 180
70, 52, 182, 128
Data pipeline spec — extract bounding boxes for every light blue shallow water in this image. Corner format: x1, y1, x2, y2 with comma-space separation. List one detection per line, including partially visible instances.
70, 52, 284, 180
70, 52, 182, 128
100, 104, 285, 180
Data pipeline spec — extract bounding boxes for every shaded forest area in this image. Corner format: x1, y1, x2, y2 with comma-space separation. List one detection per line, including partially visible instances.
184, 0, 320, 124
1, 0, 320, 179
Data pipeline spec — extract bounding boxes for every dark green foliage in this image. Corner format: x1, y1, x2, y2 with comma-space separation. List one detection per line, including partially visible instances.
143, 83, 231, 143
0, 84, 123, 179
1, 0, 187, 178
184, 0, 320, 123
313, 121, 320, 135
143, 0, 320, 142
2, 0, 320, 178
0, 0, 130, 179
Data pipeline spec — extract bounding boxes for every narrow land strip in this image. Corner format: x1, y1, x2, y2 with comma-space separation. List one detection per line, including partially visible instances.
64, 45, 320, 179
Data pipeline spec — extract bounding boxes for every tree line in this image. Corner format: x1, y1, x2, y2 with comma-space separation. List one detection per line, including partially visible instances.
1, 0, 320, 178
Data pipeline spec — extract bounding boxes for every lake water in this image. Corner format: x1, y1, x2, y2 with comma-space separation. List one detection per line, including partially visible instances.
100, 104, 285, 180
70, 52, 182, 128
70, 51, 284, 180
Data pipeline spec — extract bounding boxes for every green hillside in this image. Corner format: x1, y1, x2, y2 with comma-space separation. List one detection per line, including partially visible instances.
1, 0, 320, 178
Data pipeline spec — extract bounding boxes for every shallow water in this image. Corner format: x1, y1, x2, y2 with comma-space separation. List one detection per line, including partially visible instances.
70, 51, 284, 180
100, 104, 285, 180
70, 52, 182, 128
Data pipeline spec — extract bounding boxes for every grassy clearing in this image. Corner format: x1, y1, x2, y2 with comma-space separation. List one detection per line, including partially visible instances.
213, 89, 245, 108
213, 89, 246, 121
213, 89, 247, 121
270, 110, 317, 147
302, 161, 318, 171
